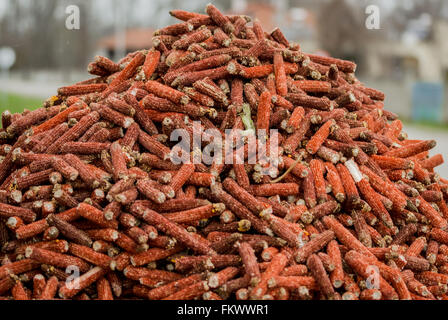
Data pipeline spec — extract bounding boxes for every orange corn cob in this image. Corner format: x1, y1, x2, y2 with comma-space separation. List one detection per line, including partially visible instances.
294, 80, 331, 93
256, 91, 272, 132
306, 120, 335, 155
274, 51, 288, 96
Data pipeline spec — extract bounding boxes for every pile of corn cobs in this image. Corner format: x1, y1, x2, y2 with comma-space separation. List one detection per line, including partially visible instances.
0, 4, 447, 300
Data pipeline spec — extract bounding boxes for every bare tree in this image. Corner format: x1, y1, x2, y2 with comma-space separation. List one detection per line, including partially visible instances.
317, 0, 369, 59
389, 0, 447, 41
0, 0, 100, 72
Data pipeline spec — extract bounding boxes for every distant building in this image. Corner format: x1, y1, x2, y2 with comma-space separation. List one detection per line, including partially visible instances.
97, 28, 155, 58
228, 0, 318, 52
364, 20, 448, 82
96, 1, 320, 58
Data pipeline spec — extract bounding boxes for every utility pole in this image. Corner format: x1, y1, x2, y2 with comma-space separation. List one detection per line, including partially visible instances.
273, 0, 288, 29
231, 0, 248, 13
114, 0, 127, 61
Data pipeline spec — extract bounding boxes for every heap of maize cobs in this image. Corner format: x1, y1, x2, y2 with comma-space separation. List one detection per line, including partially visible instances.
0, 4, 447, 300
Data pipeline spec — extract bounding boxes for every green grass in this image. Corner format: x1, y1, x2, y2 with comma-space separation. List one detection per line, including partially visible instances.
0, 91, 43, 114
401, 118, 448, 132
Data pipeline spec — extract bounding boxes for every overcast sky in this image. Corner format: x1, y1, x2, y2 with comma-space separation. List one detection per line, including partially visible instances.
0, 0, 398, 25
1, 0, 446, 31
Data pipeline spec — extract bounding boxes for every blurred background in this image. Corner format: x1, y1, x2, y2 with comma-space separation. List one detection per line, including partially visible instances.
0, 0, 447, 174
